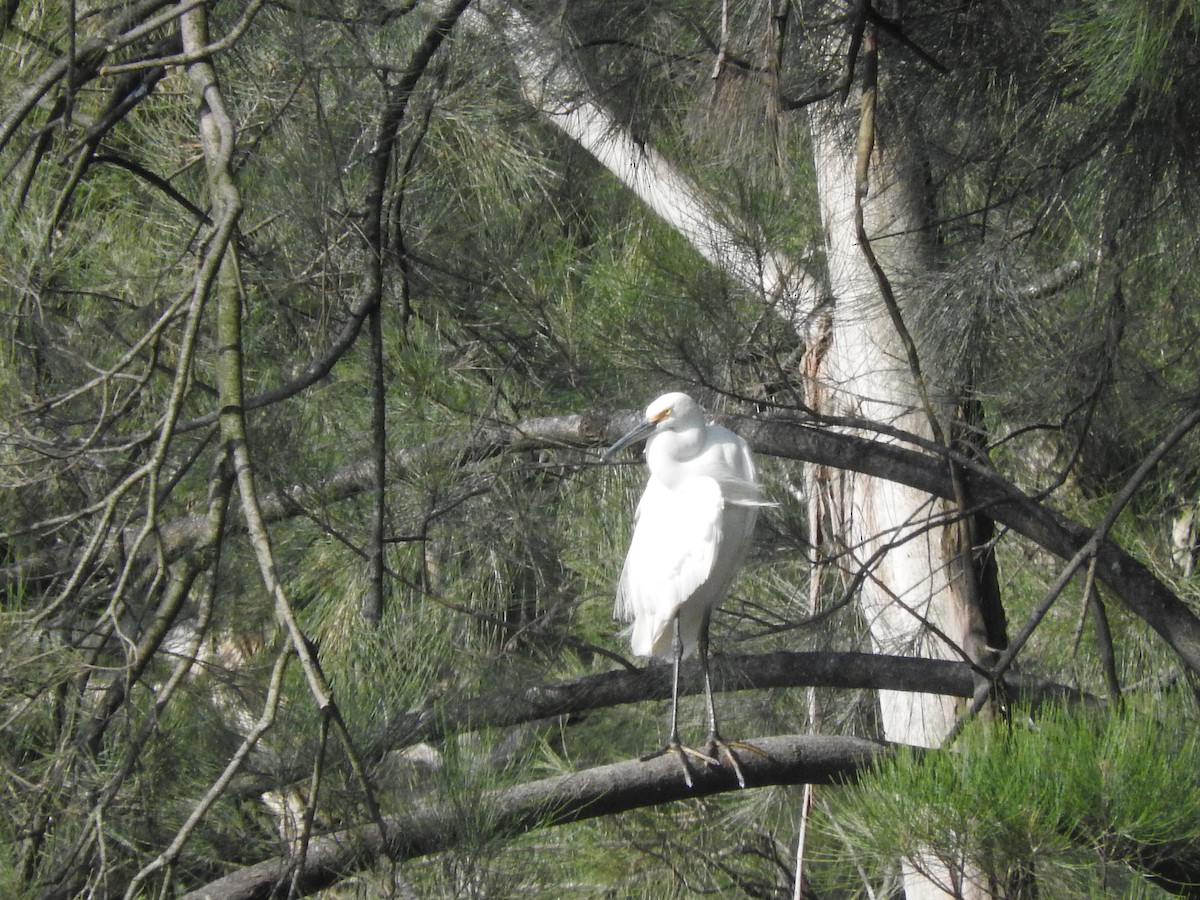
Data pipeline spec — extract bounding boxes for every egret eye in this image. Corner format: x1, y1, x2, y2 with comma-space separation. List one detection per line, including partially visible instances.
608, 390, 764, 789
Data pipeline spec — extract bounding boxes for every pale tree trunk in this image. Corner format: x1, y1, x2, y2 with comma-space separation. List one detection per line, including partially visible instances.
807, 105, 968, 746
485, 7, 995, 894
477, 0, 821, 312
804, 47, 995, 900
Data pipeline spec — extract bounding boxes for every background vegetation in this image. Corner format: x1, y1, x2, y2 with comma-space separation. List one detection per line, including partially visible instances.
2, 0, 1200, 896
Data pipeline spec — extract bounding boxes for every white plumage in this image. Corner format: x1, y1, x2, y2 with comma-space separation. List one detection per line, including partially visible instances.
612, 393, 762, 657
603, 391, 766, 787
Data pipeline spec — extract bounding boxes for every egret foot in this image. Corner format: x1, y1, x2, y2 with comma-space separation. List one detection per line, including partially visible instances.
705, 737, 767, 789
641, 742, 718, 789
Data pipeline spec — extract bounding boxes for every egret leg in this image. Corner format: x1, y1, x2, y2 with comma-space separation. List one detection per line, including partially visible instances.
667, 612, 684, 748
640, 614, 715, 788
699, 611, 763, 788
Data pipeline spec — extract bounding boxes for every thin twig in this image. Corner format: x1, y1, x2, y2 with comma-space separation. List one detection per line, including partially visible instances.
949, 402, 1200, 742
100, 0, 267, 74
122, 649, 293, 899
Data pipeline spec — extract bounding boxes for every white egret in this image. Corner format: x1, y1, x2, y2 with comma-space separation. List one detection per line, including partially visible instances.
603, 391, 767, 787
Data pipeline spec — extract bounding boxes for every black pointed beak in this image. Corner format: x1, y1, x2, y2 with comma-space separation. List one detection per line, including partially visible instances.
601, 418, 656, 462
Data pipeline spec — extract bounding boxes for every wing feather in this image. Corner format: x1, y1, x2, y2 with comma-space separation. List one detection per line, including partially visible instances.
614, 477, 724, 657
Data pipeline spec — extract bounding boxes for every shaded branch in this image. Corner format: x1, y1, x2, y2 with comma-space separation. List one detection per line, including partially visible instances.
949, 402, 1200, 740
219, 650, 1087, 806
0, 0, 174, 152
355, 0, 472, 624
1017, 255, 1094, 301
92, 153, 210, 223
375, 650, 1089, 756
9, 409, 1200, 679
735, 415, 1200, 679
185, 733, 888, 900
180, 724, 1200, 900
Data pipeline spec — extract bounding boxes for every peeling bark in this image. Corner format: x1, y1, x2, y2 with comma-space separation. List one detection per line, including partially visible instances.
804, 24, 995, 897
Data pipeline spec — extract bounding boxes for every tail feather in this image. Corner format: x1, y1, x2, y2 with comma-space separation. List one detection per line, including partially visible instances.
630, 612, 673, 658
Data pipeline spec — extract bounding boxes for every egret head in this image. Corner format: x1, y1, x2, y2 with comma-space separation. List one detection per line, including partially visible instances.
643, 392, 700, 428
601, 392, 702, 461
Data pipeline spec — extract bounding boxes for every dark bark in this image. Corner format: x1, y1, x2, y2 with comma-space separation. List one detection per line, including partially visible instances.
737, 415, 1200, 679
12, 409, 1200, 680
375, 650, 1088, 755
182, 722, 1200, 900
183, 733, 887, 900
222, 650, 1086, 804
0, 0, 174, 151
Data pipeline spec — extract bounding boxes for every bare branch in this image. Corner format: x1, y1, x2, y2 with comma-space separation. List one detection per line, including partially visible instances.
183, 724, 1200, 900
477, 0, 824, 317
99, 0, 268, 74
949, 401, 1200, 739
0, 0, 174, 152
210, 650, 1085, 808
737, 414, 1200, 679
124, 649, 293, 899
374, 650, 1087, 755
183, 733, 889, 900
8, 407, 1200, 678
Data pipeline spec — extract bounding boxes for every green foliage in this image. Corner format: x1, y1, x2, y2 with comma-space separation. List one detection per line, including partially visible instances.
4, 0, 1200, 895
1056, 1, 1200, 148
820, 693, 1200, 896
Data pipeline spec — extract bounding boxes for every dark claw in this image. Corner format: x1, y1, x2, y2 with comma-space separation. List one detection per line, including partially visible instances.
641, 742, 719, 789
705, 737, 765, 789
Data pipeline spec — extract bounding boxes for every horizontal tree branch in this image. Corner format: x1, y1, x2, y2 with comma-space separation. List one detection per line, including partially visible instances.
375, 649, 1089, 755
182, 721, 1200, 900
183, 733, 888, 900
12, 408, 1200, 680
730, 414, 1200, 679
225, 650, 1086, 804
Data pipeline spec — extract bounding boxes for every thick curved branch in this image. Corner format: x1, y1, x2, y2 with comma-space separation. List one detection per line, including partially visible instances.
180, 723, 1200, 900
219, 650, 1085, 805
9, 409, 1200, 677
476, 0, 822, 316
375, 650, 1088, 755
735, 414, 1200, 678
184, 733, 888, 900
